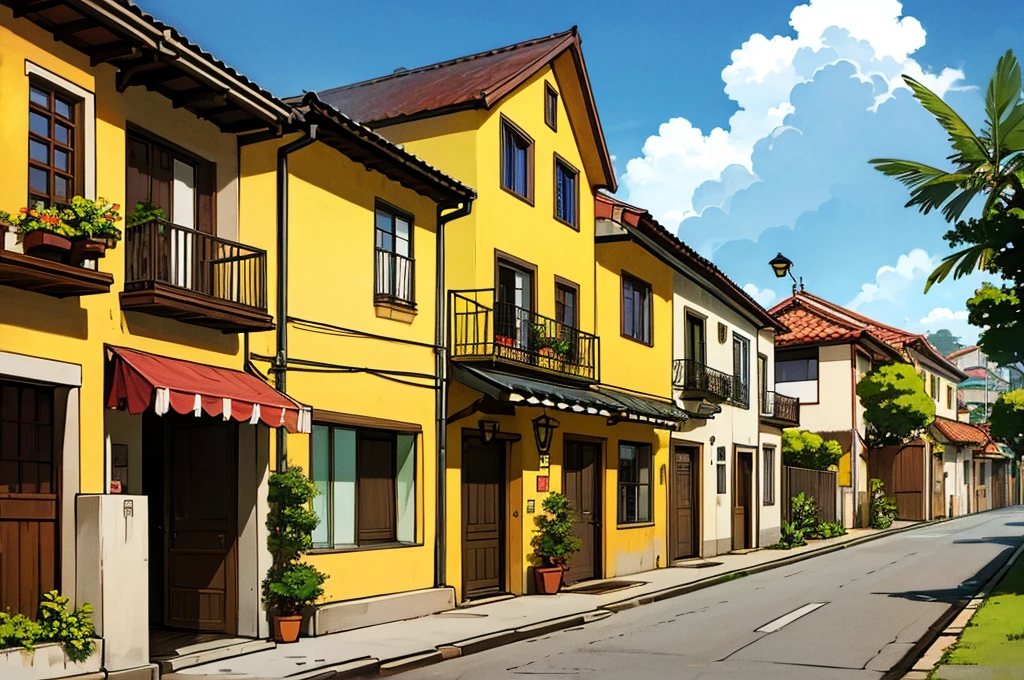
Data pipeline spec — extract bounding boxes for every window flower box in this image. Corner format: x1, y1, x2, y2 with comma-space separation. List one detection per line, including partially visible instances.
0, 640, 102, 680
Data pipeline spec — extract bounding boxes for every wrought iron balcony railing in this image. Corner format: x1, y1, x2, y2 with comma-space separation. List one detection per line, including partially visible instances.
673, 359, 734, 403
450, 289, 599, 382
761, 390, 800, 426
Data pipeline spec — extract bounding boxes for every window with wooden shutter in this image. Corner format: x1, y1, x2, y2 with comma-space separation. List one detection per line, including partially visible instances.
125, 131, 215, 233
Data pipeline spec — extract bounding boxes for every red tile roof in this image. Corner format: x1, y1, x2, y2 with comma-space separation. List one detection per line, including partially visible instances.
306, 27, 616, 191
946, 346, 979, 361
595, 193, 786, 332
769, 292, 967, 379
931, 416, 989, 445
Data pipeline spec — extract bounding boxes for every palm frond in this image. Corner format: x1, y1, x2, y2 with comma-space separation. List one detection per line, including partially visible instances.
999, 103, 1024, 153
924, 244, 995, 292
904, 76, 989, 165
869, 159, 978, 219
987, 50, 1023, 154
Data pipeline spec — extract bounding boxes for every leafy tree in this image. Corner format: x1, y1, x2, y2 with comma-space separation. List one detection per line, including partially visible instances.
782, 429, 844, 470
870, 50, 1024, 366
990, 389, 1024, 457
926, 329, 964, 356
856, 364, 936, 447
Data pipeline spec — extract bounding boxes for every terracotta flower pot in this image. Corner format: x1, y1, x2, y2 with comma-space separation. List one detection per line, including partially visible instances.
70, 237, 108, 266
22, 231, 72, 263
272, 614, 303, 643
533, 566, 563, 595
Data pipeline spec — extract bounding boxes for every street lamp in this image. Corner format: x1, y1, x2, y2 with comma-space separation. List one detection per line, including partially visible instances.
532, 414, 560, 454
769, 252, 804, 294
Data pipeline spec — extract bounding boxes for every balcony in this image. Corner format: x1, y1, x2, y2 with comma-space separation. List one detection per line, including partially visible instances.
120, 220, 273, 333
760, 391, 800, 427
374, 248, 415, 308
672, 359, 734, 403
0, 224, 113, 298
450, 290, 599, 383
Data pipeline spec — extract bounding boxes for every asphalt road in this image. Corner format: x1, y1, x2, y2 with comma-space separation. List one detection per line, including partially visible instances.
392, 507, 1024, 680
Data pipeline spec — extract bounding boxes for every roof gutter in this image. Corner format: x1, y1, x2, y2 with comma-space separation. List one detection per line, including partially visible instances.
434, 199, 473, 589
274, 125, 318, 471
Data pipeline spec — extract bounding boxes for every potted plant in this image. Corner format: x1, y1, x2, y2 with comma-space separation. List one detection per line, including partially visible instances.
530, 491, 582, 595
12, 206, 75, 262
62, 197, 122, 266
127, 200, 165, 229
262, 466, 327, 643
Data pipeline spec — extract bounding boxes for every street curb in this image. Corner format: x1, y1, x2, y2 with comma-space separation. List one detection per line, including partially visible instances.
599, 518, 947, 612
894, 537, 1024, 680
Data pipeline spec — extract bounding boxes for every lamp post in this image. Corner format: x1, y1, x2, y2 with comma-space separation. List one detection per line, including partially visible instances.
769, 252, 804, 294
532, 413, 560, 454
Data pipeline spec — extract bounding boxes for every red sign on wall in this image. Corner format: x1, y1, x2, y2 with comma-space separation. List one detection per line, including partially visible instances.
536, 475, 549, 492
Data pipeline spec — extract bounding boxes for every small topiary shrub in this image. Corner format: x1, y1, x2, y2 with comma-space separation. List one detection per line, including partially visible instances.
530, 492, 583, 569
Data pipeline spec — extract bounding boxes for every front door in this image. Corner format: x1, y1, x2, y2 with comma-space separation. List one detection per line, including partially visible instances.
732, 450, 753, 551
671, 446, 699, 561
462, 436, 505, 599
166, 418, 237, 633
0, 382, 58, 618
563, 439, 600, 584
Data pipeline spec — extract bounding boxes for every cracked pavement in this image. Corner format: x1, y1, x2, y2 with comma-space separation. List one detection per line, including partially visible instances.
389, 508, 1024, 679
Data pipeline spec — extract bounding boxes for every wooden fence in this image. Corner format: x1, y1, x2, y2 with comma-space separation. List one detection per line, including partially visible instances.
782, 466, 838, 524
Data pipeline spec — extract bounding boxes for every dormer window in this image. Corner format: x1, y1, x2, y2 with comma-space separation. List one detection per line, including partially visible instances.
544, 83, 558, 131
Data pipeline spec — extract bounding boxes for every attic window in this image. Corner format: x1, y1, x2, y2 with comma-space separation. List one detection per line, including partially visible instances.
500, 116, 534, 203
545, 83, 558, 131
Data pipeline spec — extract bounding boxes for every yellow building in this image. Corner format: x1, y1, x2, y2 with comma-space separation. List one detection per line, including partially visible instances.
313, 29, 689, 600
0, 0, 472, 672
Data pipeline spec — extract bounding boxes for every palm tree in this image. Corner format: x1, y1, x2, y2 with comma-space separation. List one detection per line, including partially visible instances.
870, 50, 1024, 291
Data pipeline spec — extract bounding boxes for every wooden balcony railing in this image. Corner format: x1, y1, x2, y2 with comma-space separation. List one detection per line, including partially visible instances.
374, 248, 415, 307
450, 289, 599, 382
761, 390, 800, 426
673, 359, 734, 403
121, 219, 272, 332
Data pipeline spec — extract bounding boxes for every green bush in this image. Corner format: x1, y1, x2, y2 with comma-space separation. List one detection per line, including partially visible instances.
782, 430, 844, 471
263, 466, 327, 617
869, 478, 898, 529
790, 492, 819, 534
773, 520, 808, 549
813, 521, 847, 539
530, 492, 583, 568
0, 591, 95, 662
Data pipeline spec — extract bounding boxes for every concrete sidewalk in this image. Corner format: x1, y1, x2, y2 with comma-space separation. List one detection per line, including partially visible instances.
169, 520, 919, 680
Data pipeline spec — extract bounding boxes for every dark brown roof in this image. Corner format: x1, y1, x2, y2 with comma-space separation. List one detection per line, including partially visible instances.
595, 193, 786, 332
305, 27, 616, 192
297, 93, 475, 205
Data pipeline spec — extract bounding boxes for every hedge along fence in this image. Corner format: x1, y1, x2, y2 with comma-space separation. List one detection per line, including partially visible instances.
782, 466, 838, 524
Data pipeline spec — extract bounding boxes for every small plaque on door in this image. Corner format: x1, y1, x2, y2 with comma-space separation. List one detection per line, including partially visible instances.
527, 499, 536, 514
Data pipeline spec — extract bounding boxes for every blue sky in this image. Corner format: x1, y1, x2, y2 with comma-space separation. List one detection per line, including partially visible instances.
136, 0, 1023, 344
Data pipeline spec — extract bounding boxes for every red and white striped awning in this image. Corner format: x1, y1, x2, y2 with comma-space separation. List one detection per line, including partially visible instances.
106, 346, 311, 433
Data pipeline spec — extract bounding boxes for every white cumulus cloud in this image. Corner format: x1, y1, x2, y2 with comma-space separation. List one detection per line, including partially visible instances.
847, 248, 934, 310
743, 283, 778, 308
621, 0, 965, 232
919, 307, 969, 324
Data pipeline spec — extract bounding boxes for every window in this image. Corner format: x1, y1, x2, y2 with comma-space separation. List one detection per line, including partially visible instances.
126, 131, 215, 233
544, 83, 558, 130
776, 355, 818, 382
310, 424, 416, 548
946, 385, 954, 410
0, 382, 54, 494
28, 82, 78, 208
555, 279, 578, 329
733, 333, 751, 408
685, 313, 706, 364
500, 117, 533, 202
758, 354, 769, 414
374, 202, 414, 307
618, 442, 652, 524
930, 374, 939, 400
554, 157, 578, 228
622, 273, 652, 345
716, 447, 727, 494
763, 447, 776, 506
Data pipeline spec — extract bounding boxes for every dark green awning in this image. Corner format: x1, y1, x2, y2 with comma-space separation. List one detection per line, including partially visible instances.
452, 364, 687, 429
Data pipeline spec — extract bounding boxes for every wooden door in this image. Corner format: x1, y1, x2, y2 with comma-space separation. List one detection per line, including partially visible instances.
462, 436, 505, 598
563, 439, 600, 584
932, 455, 946, 518
892, 444, 926, 520
0, 382, 58, 618
670, 446, 699, 561
732, 450, 753, 551
166, 419, 237, 633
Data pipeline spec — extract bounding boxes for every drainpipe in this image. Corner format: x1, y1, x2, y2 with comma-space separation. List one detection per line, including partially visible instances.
435, 199, 473, 589
275, 124, 318, 471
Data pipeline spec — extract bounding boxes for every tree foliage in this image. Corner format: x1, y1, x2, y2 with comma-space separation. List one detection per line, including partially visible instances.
990, 389, 1024, 456
870, 50, 1024, 366
782, 429, 844, 470
926, 329, 964, 356
856, 364, 936, 447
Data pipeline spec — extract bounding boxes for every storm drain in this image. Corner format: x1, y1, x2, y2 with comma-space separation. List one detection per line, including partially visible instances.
563, 580, 647, 595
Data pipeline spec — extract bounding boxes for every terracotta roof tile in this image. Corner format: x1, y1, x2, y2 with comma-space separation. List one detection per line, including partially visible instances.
946, 346, 979, 360
932, 416, 989, 445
